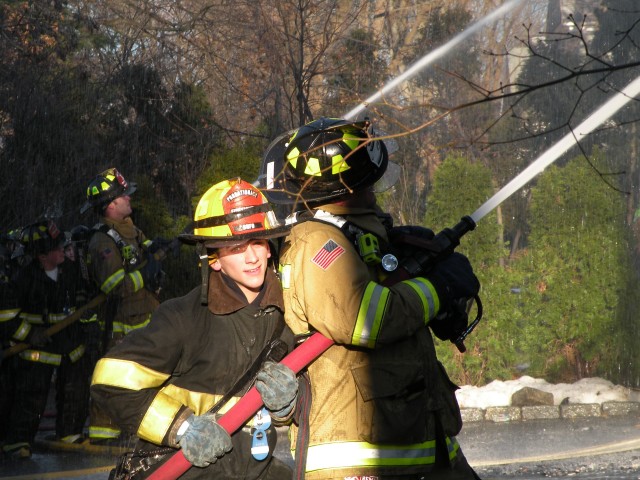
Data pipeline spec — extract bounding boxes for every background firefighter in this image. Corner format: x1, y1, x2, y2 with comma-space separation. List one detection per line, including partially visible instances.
259, 117, 482, 479
0, 220, 88, 458
80, 167, 162, 444
90, 177, 298, 479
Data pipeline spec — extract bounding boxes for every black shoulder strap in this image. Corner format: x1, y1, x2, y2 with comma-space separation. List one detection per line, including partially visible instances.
208, 319, 287, 415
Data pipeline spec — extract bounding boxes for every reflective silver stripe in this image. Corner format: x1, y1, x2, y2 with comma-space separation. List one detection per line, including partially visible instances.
101, 269, 125, 294
19, 349, 62, 366
403, 277, 438, 321
0, 307, 20, 322
20, 312, 44, 324
352, 282, 389, 348
49, 309, 76, 323
129, 270, 143, 292
304, 440, 438, 472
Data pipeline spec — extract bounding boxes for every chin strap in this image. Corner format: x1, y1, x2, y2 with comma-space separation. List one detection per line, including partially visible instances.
196, 243, 209, 305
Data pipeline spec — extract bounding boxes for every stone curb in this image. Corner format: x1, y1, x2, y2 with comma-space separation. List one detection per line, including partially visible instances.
461, 401, 640, 423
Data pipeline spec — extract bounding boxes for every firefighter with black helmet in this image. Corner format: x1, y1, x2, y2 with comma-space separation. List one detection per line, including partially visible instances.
259, 117, 481, 479
81, 167, 161, 444
91, 178, 297, 479
0, 220, 87, 458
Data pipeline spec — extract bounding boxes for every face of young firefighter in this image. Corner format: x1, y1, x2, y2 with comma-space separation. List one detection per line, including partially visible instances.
211, 239, 271, 302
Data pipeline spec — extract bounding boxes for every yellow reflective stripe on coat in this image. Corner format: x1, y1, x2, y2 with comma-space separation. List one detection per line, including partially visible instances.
101, 268, 125, 294
68, 344, 86, 363
19, 312, 44, 324
112, 314, 151, 335
446, 437, 461, 460
351, 282, 389, 348
13, 319, 30, 341
91, 357, 170, 390
49, 309, 76, 323
160, 384, 218, 416
89, 426, 120, 440
139, 390, 183, 444
0, 307, 20, 322
128, 270, 143, 292
402, 277, 439, 322
19, 349, 62, 366
303, 439, 458, 472
279, 264, 292, 289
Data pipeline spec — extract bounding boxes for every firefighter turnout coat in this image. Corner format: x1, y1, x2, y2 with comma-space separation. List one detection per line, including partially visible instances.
278, 203, 475, 479
90, 267, 294, 479
87, 216, 159, 338
12, 259, 84, 367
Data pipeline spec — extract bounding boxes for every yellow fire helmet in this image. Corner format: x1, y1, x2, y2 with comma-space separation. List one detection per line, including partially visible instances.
179, 177, 290, 248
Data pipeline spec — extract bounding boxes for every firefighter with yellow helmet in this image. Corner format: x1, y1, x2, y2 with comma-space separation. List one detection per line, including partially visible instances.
91, 178, 297, 479
80, 167, 162, 444
259, 118, 481, 479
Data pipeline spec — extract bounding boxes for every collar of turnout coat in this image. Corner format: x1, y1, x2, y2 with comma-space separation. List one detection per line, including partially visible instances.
207, 267, 284, 315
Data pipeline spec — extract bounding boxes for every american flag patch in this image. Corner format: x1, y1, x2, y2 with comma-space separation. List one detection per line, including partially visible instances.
311, 239, 345, 270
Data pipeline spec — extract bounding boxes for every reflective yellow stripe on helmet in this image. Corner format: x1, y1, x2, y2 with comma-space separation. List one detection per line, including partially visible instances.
303, 439, 449, 472
352, 281, 389, 348
402, 277, 439, 322
101, 269, 125, 294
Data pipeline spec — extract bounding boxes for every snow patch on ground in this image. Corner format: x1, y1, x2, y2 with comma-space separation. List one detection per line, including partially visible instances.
456, 376, 639, 409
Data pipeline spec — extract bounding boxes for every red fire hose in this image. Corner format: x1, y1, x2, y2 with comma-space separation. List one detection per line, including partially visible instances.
147, 332, 334, 480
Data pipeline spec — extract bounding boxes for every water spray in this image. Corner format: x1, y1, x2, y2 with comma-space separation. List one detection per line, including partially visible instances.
343, 0, 525, 121
471, 75, 640, 223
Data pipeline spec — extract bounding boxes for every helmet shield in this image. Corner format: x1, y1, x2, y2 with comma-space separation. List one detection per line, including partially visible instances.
258, 118, 389, 206
80, 168, 137, 214
179, 178, 290, 248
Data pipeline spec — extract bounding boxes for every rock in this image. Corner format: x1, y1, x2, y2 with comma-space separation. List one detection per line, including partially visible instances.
511, 386, 554, 406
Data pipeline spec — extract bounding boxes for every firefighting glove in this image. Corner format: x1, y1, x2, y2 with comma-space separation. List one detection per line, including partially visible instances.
177, 413, 233, 467
425, 252, 480, 340
255, 361, 298, 419
27, 326, 51, 347
138, 253, 163, 293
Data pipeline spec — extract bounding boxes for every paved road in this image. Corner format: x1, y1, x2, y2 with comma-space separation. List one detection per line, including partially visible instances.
3, 414, 640, 479
459, 413, 640, 478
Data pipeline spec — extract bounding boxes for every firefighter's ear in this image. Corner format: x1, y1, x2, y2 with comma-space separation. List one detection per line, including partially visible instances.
210, 255, 221, 272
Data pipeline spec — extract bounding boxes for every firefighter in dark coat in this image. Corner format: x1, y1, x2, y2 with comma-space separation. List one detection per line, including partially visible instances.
91, 178, 298, 479
1, 220, 86, 458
